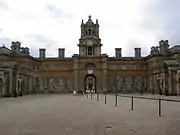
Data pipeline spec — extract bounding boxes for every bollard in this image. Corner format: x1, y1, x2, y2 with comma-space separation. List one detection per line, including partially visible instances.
115, 95, 118, 107
158, 99, 162, 116
105, 92, 107, 104
131, 97, 134, 111
86, 93, 88, 99
91, 93, 92, 100
97, 92, 99, 102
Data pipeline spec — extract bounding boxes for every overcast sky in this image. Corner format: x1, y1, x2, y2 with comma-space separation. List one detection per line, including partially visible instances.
0, 0, 180, 57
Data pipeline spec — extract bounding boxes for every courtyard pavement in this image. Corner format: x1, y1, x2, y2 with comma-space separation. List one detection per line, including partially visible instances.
0, 94, 180, 135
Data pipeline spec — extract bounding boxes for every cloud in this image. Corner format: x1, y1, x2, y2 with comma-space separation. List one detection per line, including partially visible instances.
46, 4, 72, 19
23, 34, 59, 57
0, 0, 180, 57
0, 37, 11, 47
0, 1, 8, 10
135, 0, 180, 45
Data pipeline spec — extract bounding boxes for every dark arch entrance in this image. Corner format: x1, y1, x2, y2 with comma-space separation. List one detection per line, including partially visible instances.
84, 74, 96, 93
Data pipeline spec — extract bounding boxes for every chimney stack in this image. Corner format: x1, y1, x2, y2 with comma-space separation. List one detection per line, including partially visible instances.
11, 41, 21, 53
134, 48, 141, 59
39, 48, 46, 59
58, 48, 65, 58
115, 48, 122, 57
159, 40, 169, 54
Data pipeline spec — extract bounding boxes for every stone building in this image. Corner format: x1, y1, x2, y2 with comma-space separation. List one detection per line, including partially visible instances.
1, 15, 180, 97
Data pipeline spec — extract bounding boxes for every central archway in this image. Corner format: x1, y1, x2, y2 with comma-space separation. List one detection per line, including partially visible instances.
84, 74, 96, 93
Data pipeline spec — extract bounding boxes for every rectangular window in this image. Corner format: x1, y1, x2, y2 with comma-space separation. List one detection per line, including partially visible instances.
87, 46, 93, 55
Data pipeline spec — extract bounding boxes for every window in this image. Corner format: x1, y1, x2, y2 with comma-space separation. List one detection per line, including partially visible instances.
88, 29, 91, 35
87, 46, 93, 55
92, 30, 95, 35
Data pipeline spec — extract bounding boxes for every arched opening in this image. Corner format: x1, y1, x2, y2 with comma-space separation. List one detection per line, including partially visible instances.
21, 81, 25, 96
0, 78, 3, 97
88, 29, 91, 35
92, 30, 95, 35
84, 74, 96, 93
18, 80, 20, 94
85, 62, 96, 69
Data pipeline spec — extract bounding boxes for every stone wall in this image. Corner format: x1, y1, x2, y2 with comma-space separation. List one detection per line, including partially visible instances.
107, 76, 145, 93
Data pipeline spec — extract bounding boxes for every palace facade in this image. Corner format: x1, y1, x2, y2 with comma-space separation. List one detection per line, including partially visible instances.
1, 15, 180, 97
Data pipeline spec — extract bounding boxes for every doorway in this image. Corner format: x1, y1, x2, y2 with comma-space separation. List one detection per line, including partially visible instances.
84, 74, 96, 93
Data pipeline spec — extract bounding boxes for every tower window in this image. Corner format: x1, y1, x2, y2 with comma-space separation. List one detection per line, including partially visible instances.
86, 30, 88, 35
88, 29, 91, 35
93, 30, 95, 35
87, 46, 93, 55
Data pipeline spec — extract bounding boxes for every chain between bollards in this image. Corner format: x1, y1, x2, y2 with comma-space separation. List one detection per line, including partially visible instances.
159, 99, 162, 116
115, 95, 118, 107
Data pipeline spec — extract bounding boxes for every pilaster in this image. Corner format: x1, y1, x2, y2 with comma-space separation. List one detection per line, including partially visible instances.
102, 55, 108, 92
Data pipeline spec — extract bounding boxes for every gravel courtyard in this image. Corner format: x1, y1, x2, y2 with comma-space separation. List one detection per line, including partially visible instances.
0, 94, 180, 135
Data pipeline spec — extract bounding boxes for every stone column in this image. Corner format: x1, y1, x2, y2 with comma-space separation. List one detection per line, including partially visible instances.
29, 77, 33, 93
102, 55, 108, 92
168, 69, 172, 95
176, 71, 180, 95
73, 70, 78, 90
8, 69, 13, 96
39, 77, 43, 91
73, 56, 79, 91
152, 75, 156, 94
162, 73, 166, 94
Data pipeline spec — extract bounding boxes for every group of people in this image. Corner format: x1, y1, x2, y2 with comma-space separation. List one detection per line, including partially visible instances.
73, 86, 95, 96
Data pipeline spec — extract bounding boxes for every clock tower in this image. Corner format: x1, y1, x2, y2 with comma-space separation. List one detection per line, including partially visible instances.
78, 15, 102, 57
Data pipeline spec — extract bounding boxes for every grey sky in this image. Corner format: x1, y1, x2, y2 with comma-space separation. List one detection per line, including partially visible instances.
0, 0, 179, 57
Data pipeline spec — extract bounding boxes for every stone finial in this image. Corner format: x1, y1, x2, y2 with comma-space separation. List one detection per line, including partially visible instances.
81, 19, 84, 26
96, 19, 99, 25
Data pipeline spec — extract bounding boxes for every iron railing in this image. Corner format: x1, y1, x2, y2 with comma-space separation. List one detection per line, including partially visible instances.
86, 92, 180, 116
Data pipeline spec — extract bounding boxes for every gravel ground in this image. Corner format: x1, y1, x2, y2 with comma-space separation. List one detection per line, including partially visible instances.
0, 94, 180, 135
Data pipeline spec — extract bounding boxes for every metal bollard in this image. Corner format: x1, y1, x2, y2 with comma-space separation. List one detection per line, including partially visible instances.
86, 93, 88, 99
97, 92, 99, 102
158, 99, 162, 116
131, 97, 134, 111
115, 95, 118, 107
105, 92, 107, 104
91, 93, 92, 100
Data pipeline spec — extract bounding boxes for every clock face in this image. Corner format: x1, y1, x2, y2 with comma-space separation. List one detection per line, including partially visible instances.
86, 40, 93, 45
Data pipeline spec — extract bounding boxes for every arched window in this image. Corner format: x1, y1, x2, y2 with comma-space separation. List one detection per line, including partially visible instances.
92, 30, 95, 35
87, 46, 93, 55
88, 29, 91, 35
